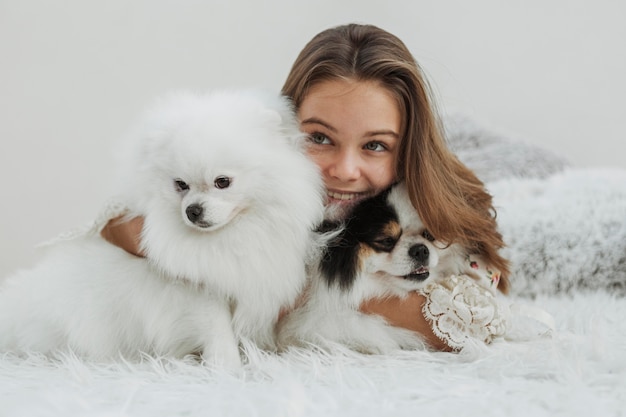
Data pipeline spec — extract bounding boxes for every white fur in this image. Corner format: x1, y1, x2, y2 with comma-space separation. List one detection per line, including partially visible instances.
278, 183, 466, 354
0, 90, 325, 368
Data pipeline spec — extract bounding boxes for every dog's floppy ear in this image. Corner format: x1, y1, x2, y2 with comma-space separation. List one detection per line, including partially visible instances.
318, 220, 360, 291
321, 247, 359, 291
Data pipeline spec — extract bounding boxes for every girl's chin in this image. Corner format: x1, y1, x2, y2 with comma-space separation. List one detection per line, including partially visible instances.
323, 200, 358, 221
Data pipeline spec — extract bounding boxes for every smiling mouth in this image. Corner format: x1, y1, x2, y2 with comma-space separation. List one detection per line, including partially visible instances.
404, 266, 430, 281
327, 191, 360, 201
327, 190, 376, 203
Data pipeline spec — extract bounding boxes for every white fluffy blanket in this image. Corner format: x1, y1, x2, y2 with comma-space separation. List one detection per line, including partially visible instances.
2, 115, 625, 417
2, 291, 625, 416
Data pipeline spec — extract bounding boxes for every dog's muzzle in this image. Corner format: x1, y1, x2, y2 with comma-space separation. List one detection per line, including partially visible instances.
185, 204, 211, 228
405, 244, 430, 281
409, 244, 429, 263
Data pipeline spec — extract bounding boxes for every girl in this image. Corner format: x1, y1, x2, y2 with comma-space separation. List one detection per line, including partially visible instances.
102, 23, 510, 351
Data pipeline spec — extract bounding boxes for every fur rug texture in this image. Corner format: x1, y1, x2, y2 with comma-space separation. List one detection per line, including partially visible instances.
2, 113, 625, 417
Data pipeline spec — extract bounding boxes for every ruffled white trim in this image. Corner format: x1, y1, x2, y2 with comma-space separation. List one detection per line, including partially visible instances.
420, 274, 509, 350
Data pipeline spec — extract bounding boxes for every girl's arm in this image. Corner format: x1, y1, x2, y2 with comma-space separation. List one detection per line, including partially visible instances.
360, 293, 452, 351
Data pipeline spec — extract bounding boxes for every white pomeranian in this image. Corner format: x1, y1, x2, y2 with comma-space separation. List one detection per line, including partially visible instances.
0, 90, 325, 368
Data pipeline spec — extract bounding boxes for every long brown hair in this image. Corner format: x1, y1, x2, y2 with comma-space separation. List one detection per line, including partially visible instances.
282, 23, 510, 291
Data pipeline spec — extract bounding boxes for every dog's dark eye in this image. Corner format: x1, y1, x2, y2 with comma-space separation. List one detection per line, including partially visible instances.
174, 179, 190, 192
422, 230, 435, 242
374, 237, 397, 251
214, 176, 231, 189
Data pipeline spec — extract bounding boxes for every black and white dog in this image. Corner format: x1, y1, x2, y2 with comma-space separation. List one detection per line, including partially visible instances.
278, 182, 469, 354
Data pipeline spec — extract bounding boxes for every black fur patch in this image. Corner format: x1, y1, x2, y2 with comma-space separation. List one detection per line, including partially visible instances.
319, 188, 398, 290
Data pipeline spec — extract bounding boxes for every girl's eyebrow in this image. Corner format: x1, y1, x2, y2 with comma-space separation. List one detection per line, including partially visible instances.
300, 117, 337, 133
301, 117, 399, 139
365, 130, 399, 139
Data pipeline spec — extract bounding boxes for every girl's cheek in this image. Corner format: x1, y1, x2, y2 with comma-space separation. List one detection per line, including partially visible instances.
305, 151, 329, 173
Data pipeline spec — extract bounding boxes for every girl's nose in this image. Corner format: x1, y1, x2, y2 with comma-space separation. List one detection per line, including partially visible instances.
328, 150, 361, 182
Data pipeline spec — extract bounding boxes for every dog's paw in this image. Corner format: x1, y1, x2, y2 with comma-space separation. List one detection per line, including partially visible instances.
201, 345, 243, 371
350, 338, 401, 355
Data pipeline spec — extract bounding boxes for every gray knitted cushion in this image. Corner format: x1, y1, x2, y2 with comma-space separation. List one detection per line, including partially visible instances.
443, 113, 626, 297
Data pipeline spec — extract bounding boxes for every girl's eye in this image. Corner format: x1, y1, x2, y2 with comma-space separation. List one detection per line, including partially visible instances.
214, 176, 231, 189
364, 141, 386, 152
422, 230, 435, 242
174, 179, 189, 192
308, 132, 331, 145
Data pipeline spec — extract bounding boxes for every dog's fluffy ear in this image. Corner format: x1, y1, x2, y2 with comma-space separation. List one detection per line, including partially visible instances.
257, 94, 296, 129
259, 108, 283, 127
254, 93, 307, 150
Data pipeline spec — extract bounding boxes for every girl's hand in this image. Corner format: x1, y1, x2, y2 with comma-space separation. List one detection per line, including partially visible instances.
100, 216, 145, 257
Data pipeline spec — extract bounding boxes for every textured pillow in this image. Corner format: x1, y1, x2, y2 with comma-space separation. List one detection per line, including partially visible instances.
443, 112, 571, 183
488, 169, 626, 297
444, 113, 625, 296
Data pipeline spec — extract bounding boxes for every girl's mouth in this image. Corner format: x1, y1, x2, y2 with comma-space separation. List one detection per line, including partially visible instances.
324, 190, 376, 221
327, 191, 360, 201
326, 190, 376, 203
324, 190, 370, 221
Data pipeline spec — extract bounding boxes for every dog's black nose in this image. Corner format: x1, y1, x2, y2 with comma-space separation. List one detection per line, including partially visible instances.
186, 204, 204, 223
408, 244, 429, 263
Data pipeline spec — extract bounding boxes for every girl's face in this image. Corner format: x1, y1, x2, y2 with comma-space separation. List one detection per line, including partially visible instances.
298, 79, 400, 220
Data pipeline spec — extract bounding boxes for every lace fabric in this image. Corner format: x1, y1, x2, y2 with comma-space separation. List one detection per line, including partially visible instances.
419, 255, 509, 350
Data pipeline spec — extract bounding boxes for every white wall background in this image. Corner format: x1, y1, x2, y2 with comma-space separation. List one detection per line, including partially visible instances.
1, 0, 625, 278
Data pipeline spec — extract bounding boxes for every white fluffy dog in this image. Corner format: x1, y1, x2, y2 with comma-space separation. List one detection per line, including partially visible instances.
0, 90, 325, 368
